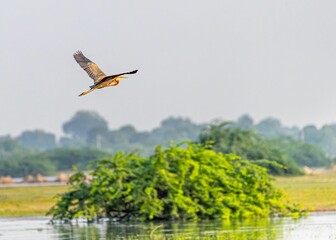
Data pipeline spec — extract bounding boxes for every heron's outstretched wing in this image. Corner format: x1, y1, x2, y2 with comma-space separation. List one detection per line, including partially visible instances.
73, 51, 106, 83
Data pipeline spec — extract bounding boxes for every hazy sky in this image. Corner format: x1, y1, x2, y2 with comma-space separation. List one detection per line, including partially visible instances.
2, 1, 336, 136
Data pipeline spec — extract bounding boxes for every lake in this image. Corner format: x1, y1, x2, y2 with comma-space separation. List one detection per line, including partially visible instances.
0, 212, 335, 239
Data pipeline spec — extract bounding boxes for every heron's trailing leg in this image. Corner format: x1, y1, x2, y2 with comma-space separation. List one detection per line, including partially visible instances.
79, 88, 94, 96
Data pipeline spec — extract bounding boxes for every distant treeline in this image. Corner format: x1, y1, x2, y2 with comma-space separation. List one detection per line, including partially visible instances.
15, 110, 205, 156
232, 114, 336, 157
0, 111, 335, 177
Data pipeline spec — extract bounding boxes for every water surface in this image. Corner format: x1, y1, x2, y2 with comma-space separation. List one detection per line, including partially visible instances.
0, 212, 335, 239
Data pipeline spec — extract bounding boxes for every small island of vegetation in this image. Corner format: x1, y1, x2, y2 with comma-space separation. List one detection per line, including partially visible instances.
48, 142, 303, 222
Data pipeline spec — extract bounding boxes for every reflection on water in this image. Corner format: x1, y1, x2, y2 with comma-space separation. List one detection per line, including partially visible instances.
52, 219, 281, 240
0, 212, 335, 239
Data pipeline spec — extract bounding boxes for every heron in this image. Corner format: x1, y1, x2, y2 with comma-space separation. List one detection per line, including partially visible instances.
73, 51, 138, 96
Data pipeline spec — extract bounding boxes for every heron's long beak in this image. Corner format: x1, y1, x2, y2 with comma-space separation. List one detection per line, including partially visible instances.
119, 76, 127, 80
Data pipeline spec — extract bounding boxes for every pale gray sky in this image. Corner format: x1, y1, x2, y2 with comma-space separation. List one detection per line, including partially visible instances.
1, 1, 336, 136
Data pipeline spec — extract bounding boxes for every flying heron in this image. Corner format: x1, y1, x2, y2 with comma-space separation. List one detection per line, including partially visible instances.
73, 51, 138, 96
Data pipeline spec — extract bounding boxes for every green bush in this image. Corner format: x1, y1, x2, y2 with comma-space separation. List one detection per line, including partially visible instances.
48, 143, 303, 222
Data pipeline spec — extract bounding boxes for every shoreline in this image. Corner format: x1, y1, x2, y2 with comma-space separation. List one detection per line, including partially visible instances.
0, 210, 335, 219
0, 172, 335, 217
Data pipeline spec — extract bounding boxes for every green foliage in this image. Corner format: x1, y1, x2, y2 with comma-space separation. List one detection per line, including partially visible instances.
198, 123, 303, 175
303, 124, 336, 157
0, 137, 113, 176
62, 110, 109, 140
0, 136, 56, 177
17, 129, 57, 150
1, 112, 335, 177
254, 118, 300, 139
148, 117, 204, 145
48, 143, 302, 222
235, 114, 254, 131
233, 116, 336, 160
95, 117, 204, 156
268, 137, 332, 167
46, 148, 112, 171
0, 153, 56, 177
61, 112, 204, 156
0, 136, 27, 157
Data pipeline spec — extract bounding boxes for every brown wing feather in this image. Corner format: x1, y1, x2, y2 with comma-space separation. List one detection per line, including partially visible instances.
73, 51, 106, 83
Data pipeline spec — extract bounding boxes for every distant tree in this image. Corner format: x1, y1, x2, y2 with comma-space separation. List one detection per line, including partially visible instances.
268, 137, 332, 167
87, 117, 206, 156
234, 114, 254, 130
290, 143, 332, 167
0, 136, 56, 177
86, 126, 112, 149
0, 136, 29, 158
98, 126, 151, 155
254, 118, 300, 139
255, 118, 283, 138
302, 125, 321, 144
107, 125, 138, 146
149, 117, 204, 145
198, 122, 302, 175
60, 113, 206, 155
302, 124, 336, 156
59, 137, 86, 148
62, 111, 108, 141
0, 153, 56, 177
46, 148, 111, 171
17, 130, 57, 150
319, 124, 336, 156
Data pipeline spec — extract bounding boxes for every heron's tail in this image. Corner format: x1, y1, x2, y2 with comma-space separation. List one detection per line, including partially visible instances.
79, 89, 93, 96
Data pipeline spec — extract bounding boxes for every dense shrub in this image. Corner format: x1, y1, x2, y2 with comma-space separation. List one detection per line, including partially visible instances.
48, 143, 302, 222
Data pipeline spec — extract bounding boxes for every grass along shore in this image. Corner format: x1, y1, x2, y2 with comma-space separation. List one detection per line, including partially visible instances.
275, 171, 336, 211
0, 172, 335, 216
0, 185, 68, 216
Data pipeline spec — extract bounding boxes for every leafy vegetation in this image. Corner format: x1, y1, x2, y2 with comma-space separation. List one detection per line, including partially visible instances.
48, 143, 302, 222
0, 153, 56, 177
58, 111, 204, 155
5, 110, 336, 162
0, 135, 112, 176
17, 130, 57, 150
46, 148, 112, 171
0, 111, 335, 177
198, 122, 303, 175
0, 136, 56, 177
302, 124, 336, 157
234, 115, 336, 159
0, 136, 28, 158
62, 110, 109, 141
267, 137, 332, 167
